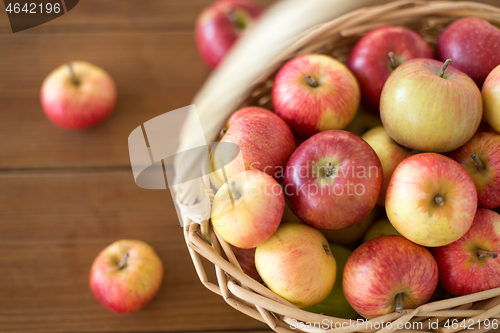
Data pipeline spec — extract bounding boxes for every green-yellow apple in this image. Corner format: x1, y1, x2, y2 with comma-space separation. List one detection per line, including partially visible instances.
304, 244, 359, 319
320, 208, 375, 247
343, 235, 438, 319
433, 209, 500, 296
386, 153, 477, 247
283, 130, 382, 230
483, 64, 500, 134
449, 132, 500, 209
380, 58, 482, 152
89, 240, 163, 313
343, 107, 383, 136
212, 107, 295, 183
362, 126, 412, 206
272, 54, 360, 138
41, 61, 117, 130
255, 223, 336, 308
211, 170, 284, 249
363, 217, 401, 243
281, 201, 303, 224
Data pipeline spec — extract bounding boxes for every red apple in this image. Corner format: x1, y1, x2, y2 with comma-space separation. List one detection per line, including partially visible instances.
343, 235, 438, 319
272, 54, 360, 138
229, 244, 262, 282
211, 107, 295, 183
347, 26, 433, 113
437, 17, 500, 88
386, 153, 477, 247
89, 240, 164, 313
381, 58, 482, 152
483, 64, 500, 134
449, 132, 500, 209
433, 209, 500, 296
211, 170, 284, 249
195, 0, 263, 69
40, 61, 117, 130
255, 223, 336, 308
284, 130, 382, 230
361, 126, 412, 206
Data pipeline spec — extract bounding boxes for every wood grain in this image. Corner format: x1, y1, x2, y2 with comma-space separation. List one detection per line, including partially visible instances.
0, 169, 268, 332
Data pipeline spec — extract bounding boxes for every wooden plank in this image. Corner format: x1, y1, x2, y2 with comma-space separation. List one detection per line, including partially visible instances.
0, 169, 268, 332
0, 31, 210, 170
0, 0, 275, 33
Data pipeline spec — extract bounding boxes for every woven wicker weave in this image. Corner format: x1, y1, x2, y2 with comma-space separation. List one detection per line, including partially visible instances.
177, 1, 500, 332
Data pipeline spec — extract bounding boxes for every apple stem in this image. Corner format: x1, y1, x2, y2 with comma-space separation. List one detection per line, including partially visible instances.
388, 52, 398, 69
67, 62, 80, 86
305, 75, 318, 88
434, 195, 444, 206
118, 252, 129, 270
439, 59, 452, 78
227, 9, 243, 30
395, 293, 403, 313
325, 162, 335, 177
220, 128, 227, 137
470, 152, 486, 172
478, 249, 498, 259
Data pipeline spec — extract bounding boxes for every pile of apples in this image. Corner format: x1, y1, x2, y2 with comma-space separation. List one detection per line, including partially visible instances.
206, 13, 500, 320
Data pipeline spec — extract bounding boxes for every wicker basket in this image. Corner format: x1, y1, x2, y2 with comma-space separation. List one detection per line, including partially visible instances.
175, 1, 500, 332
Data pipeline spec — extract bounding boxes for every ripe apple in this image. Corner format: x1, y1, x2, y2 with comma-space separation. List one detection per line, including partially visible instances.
436, 17, 500, 88
89, 240, 164, 313
229, 244, 262, 282
483, 64, 500, 134
40, 61, 117, 130
449, 132, 500, 209
380, 58, 482, 153
211, 107, 295, 183
281, 201, 303, 224
386, 153, 477, 247
363, 217, 401, 243
284, 130, 382, 230
320, 208, 375, 247
343, 107, 382, 136
195, 0, 263, 69
343, 235, 438, 319
255, 223, 336, 308
347, 26, 433, 113
304, 244, 359, 319
272, 54, 360, 138
362, 126, 412, 206
433, 209, 500, 296
211, 170, 284, 249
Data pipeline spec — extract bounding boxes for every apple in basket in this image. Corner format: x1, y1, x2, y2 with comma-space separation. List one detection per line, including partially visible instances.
437, 17, 500, 88
482, 64, 500, 134
211, 107, 295, 183
41, 61, 117, 130
363, 217, 401, 243
347, 25, 433, 113
386, 153, 477, 247
343, 235, 438, 319
449, 132, 500, 209
89, 240, 164, 313
255, 223, 336, 308
319, 208, 375, 247
283, 130, 382, 230
195, 0, 263, 69
272, 54, 360, 138
433, 209, 500, 296
211, 170, 284, 249
380, 58, 482, 153
229, 244, 262, 282
361, 126, 412, 206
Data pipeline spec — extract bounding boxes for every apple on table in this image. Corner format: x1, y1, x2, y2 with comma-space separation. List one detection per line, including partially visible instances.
89, 240, 164, 313
41, 61, 117, 130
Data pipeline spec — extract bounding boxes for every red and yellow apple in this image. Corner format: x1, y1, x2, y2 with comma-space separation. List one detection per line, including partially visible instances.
272, 54, 360, 138
386, 153, 477, 247
343, 235, 438, 319
89, 240, 164, 313
483, 64, 500, 134
211, 170, 284, 249
255, 223, 336, 308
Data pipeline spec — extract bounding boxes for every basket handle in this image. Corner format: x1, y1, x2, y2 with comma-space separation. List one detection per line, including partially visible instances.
174, 0, 379, 222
